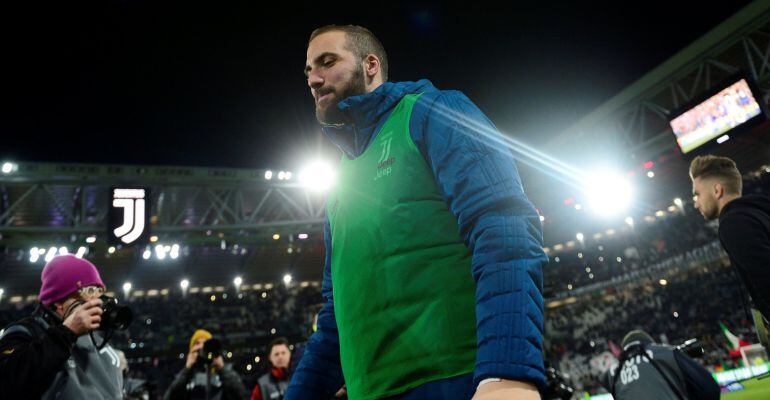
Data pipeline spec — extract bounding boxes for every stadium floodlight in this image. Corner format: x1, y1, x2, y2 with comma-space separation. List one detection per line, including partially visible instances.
1, 162, 15, 174
123, 282, 132, 293
180, 279, 190, 290
234, 276, 243, 287
45, 247, 57, 262
170, 244, 180, 259
265, 170, 273, 180
29, 248, 40, 263
283, 274, 292, 285
583, 171, 633, 216
576, 232, 584, 242
299, 160, 336, 192
674, 198, 683, 208
155, 244, 166, 260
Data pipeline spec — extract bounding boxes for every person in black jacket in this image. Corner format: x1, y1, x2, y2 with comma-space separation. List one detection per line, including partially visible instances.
690, 155, 770, 322
603, 330, 720, 400
164, 329, 248, 400
0, 255, 123, 399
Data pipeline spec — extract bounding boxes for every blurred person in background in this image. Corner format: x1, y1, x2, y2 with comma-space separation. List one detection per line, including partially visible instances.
164, 329, 248, 400
251, 337, 292, 400
0, 255, 123, 399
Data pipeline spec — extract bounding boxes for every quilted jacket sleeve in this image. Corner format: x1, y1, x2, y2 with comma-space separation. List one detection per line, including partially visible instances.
410, 90, 548, 389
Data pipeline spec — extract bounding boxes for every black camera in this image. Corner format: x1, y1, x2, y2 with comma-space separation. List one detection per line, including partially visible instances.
99, 294, 133, 331
198, 338, 223, 365
543, 365, 575, 400
675, 338, 704, 358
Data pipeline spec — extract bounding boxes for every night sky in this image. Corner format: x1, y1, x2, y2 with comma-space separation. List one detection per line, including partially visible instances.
3, 1, 755, 172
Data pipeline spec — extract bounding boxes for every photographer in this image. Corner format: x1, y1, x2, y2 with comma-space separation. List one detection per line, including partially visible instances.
164, 329, 248, 400
0, 255, 125, 399
604, 330, 719, 400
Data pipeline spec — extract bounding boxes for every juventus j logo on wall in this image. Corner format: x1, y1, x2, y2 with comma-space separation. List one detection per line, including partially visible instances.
109, 188, 150, 245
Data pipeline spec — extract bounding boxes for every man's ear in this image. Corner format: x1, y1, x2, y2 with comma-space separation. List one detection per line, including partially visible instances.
362, 54, 381, 81
713, 181, 725, 200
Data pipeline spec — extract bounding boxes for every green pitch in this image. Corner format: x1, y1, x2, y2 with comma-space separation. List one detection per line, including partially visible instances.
722, 376, 770, 400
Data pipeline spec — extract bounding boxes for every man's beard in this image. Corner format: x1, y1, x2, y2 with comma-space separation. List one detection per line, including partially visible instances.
316, 65, 366, 125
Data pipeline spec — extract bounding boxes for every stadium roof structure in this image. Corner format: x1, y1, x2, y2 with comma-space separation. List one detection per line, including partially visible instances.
0, 162, 327, 295
528, 1, 770, 245
548, 0, 770, 163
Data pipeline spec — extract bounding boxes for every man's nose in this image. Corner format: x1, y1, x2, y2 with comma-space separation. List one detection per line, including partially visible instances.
307, 72, 323, 90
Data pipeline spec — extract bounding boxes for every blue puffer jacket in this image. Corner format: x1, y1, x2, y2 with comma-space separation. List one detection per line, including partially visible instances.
286, 80, 547, 399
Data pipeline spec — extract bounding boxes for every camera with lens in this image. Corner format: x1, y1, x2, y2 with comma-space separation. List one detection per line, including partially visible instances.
99, 294, 133, 331
198, 338, 223, 365
675, 338, 704, 358
543, 363, 575, 400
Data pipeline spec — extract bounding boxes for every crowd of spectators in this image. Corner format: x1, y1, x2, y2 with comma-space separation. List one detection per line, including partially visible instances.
1, 166, 766, 398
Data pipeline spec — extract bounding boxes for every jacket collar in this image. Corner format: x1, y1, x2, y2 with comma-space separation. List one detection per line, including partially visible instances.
321, 79, 436, 159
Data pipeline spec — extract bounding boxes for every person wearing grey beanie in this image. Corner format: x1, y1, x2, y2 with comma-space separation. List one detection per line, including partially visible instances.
0, 255, 124, 399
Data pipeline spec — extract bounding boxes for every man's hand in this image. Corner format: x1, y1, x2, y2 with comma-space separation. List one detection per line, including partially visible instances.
62, 298, 103, 336
186, 341, 204, 369
472, 379, 540, 400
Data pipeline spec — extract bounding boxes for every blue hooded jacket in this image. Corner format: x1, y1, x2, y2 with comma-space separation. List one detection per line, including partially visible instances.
286, 80, 547, 399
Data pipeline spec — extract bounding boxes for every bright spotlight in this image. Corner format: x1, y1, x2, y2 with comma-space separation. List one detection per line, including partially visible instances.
1, 162, 15, 174
283, 274, 292, 285
576, 232, 584, 242
647, 171, 655, 178
299, 161, 336, 192
180, 279, 189, 290
264, 170, 273, 180
76, 247, 87, 259
123, 282, 132, 292
86, 236, 97, 244
234, 276, 243, 287
674, 198, 683, 207
170, 244, 180, 259
624, 216, 634, 227
584, 171, 633, 216
107, 246, 116, 254
45, 247, 57, 262
29, 250, 40, 263
142, 249, 152, 260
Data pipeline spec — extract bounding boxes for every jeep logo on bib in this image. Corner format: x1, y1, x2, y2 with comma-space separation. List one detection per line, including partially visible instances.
375, 132, 396, 181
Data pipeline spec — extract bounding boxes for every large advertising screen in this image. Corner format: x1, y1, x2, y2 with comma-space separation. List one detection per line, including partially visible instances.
670, 78, 763, 154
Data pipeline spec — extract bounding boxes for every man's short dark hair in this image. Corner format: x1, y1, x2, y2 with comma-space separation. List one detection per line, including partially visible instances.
267, 337, 290, 354
309, 25, 389, 82
689, 155, 743, 195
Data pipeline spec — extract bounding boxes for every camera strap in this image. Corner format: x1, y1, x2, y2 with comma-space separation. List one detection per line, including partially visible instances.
90, 329, 113, 351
